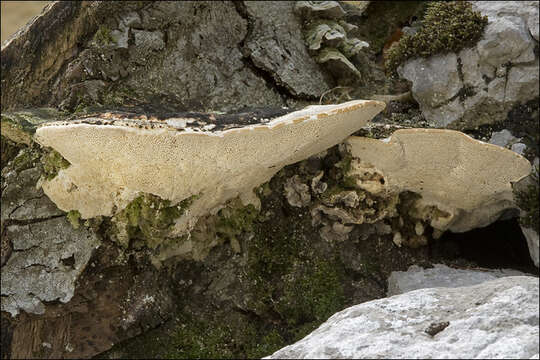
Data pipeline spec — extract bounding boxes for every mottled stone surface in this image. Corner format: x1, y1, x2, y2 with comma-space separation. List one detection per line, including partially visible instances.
267, 276, 540, 359
387, 264, 529, 296
1, 1, 340, 114
1, 217, 100, 316
398, 1, 539, 129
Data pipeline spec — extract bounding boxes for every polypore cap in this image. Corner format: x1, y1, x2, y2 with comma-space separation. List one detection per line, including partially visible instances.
34, 100, 385, 237
346, 128, 532, 232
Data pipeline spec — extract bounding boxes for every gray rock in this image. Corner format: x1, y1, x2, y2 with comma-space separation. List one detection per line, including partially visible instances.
511, 142, 527, 155
133, 30, 165, 51
476, 16, 535, 68
505, 61, 540, 102
420, 97, 465, 128
2, 2, 336, 113
489, 129, 519, 147
513, 166, 539, 267
266, 276, 539, 359
1, 167, 64, 224
1, 217, 100, 316
472, 1, 539, 43
243, 1, 332, 98
398, 1, 539, 129
399, 53, 462, 109
387, 264, 529, 296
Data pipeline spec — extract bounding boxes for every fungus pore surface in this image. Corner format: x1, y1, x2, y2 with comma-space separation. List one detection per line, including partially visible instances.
35, 100, 385, 235
346, 129, 532, 233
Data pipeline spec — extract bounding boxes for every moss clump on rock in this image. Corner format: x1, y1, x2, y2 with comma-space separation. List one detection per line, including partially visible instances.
94, 25, 114, 46
215, 200, 259, 253
385, 1, 488, 73
113, 193, 198, 249
67, 210, 82, 229
0, 136, 21, 169
41, 149, 70, 180
515, 169, 539, 233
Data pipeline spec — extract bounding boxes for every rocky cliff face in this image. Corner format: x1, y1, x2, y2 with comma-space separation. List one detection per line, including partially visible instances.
1, 1, 538, 359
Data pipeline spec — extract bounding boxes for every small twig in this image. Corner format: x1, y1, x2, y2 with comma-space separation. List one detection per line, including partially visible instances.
319, 86, 354, 104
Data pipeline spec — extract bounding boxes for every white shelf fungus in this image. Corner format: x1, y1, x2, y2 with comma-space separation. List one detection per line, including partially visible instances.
346, 129, 532, 233
34, 100, 385, 235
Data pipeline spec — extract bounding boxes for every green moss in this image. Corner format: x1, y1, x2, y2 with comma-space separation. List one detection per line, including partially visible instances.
114, 193, 198, 249
108, 311, 286, 359
67, 210, 82, 230
385, 1, 488, 73
515, 169, 539, 233
41, 149, 70, 180
275, 258, 346, 328
165, 314, 235, 359
215, 200, 258, 248
11, 147, 39, 172
334, 153, 360, 189
245, 181, 347, 340
95, 25, 113, 46
1, 136, 21, 169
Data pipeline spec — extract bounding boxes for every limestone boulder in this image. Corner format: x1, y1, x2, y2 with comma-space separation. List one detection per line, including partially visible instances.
266, 276, 540, 359
398, 1, 539, 129
387, 263, 530, 296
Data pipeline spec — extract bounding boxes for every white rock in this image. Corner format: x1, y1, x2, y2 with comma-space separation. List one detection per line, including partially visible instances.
472, 1, 539, 42
266, 276, 540, 359
511, 142, 527, 155
1, 217, 100, 316
387, 264, 530, 296
399, 1, 539, 129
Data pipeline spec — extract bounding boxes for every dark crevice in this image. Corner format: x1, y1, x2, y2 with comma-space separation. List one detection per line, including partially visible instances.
431, 218, 537, 274
4, 214, 65, 228
456, 57, 465, 83
504, 61, 513, 104
61, 254, 76, 269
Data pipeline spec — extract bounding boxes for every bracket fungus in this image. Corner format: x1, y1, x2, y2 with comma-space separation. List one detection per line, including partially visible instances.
345, 129, 532, 234
34, 100, 385, 237
295, 1, 369, 80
